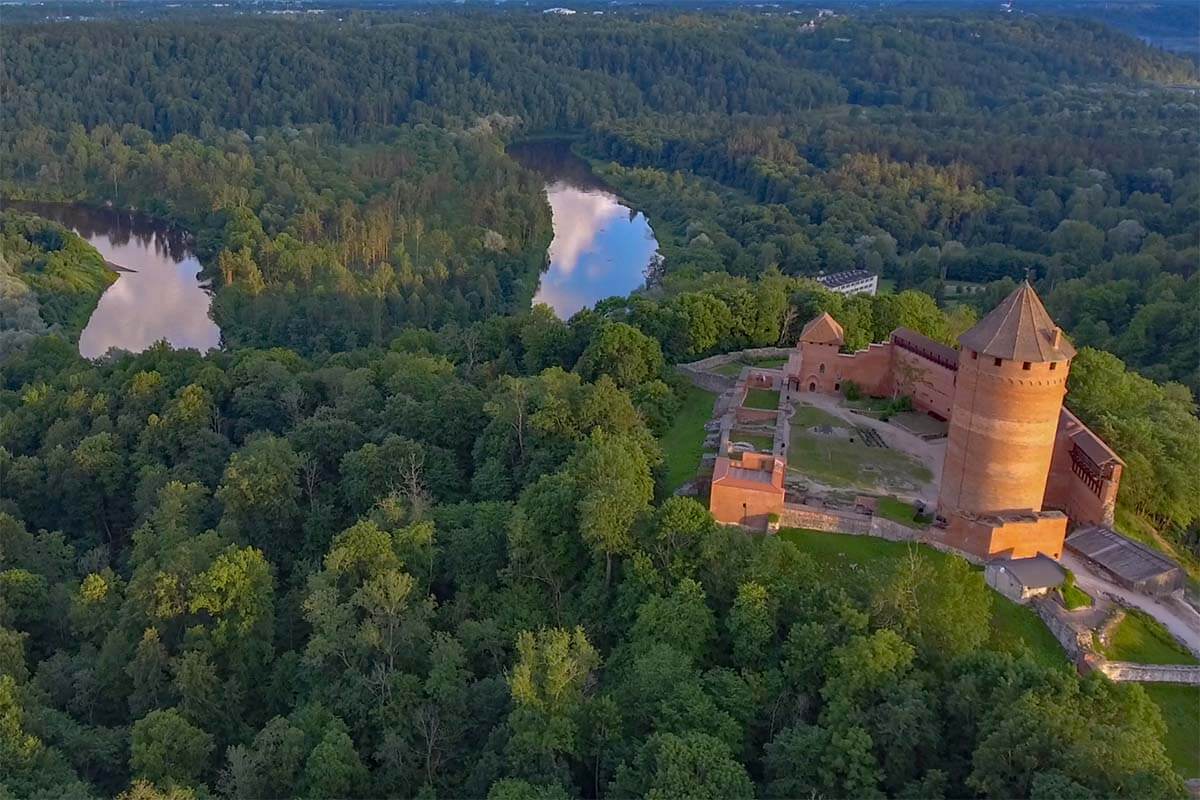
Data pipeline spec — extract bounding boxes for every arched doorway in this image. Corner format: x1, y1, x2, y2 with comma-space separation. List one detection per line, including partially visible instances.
808, 381, 816, 392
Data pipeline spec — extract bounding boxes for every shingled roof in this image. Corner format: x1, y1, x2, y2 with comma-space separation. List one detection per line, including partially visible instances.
799, 312, 844, 346
958, 281, 1076, 362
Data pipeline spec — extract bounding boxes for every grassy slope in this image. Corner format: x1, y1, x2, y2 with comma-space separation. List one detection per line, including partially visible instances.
1142, 684, 1200, 777
777, 527, 1066, 669
1103, 610, 1199, 666
876, 496, 922, 528
661, 385, 717, 495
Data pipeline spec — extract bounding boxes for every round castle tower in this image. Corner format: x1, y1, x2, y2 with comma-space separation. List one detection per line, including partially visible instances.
938, 282, 1075, 517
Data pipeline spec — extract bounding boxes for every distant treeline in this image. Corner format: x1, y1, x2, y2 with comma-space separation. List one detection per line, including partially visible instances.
2, 13, 1193, 139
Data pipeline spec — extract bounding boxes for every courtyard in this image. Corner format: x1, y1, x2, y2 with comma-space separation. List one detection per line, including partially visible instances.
783, 394, 941, 505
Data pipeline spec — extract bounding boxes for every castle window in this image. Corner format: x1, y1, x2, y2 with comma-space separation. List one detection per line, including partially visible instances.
970, 350, 977, 360
834, 382, 840, 391
1049, 362, 1057, 371
1022, 362, 1031, 371
819, 364, 826, 374
993, 358, 1002, 367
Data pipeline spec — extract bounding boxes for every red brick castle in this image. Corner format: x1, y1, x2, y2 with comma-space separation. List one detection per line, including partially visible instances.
711, 282, 1123, 561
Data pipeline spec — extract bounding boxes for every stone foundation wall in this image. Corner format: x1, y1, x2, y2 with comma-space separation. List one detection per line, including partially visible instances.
780, 504, 873, 534
677, 369, 736, 394
1095, 662, 1200, 685
682, 347, 794, 373
1031, 597, 1093, 662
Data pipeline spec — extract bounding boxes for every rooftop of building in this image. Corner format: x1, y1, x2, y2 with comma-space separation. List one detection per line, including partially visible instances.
711, 455, 784, 492
799, 312, 845, 345
958, 280, 1076, 362
987, 553, 1066, 588
817, 269, 877, 288
1066, 525, 1182, 585
1063, 409, 1125, 468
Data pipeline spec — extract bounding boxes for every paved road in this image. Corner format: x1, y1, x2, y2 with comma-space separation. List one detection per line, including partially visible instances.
1061, 552, 1200, 658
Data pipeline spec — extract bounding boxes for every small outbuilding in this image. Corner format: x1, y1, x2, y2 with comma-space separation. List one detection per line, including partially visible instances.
985, 554, 1066, 604
1065, 526, 1185, 597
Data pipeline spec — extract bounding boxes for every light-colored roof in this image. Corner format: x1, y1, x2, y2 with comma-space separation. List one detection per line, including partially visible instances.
958, 281, 1076, 362
799, 312, 844, 345
817, 269, 876, 289
988, 554, 1065, 589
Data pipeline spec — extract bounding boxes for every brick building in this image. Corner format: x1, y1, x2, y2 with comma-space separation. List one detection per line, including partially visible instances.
713, 281, 1123, 563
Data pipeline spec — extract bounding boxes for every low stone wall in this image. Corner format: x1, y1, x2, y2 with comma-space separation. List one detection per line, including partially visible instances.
1031, 597, 1094, 662
1095, 662, 1200, 684
781, 504, 873, 535
682, 346, 793, 373
735, 407, 779, 426
678, 368, 736, 394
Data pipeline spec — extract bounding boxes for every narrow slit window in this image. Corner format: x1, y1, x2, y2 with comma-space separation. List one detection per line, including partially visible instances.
993, 358, 1002, 367
1022, 362, 1032, 371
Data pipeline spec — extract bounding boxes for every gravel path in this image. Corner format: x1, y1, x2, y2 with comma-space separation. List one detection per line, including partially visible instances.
1062, 552, 1200, 658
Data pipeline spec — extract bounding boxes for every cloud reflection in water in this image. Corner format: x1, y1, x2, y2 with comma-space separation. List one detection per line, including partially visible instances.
532, 182, 659, 319
6, 202, 221, 358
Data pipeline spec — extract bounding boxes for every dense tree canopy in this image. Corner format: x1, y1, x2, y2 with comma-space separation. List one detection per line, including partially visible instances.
0, 6, 1197, 798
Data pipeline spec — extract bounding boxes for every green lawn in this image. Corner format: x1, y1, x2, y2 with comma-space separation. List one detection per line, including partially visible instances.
730, 432, 774, 452
876, 496, 923, 528
1061, 582, 1092, 610
1142, 684, 1200, 777
660, 386, 716, 495
788, 420, 932, 491
743, 388, 780, 411
790, 404, 845, 428
1103, 610, 1198, 665
713, 361, 747, 376
711, 356, 788, 377
846, 396, 893, 414
777, 528, 1067, 669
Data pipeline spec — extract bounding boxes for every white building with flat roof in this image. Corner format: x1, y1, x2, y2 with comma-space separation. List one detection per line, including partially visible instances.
816, 270, 878, 296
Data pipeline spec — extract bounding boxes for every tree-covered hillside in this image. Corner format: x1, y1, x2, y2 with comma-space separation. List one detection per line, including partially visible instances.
1, 7, 1198, 798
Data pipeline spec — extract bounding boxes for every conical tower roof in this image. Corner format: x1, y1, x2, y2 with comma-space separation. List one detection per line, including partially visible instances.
958, 281, 1075, 362
799, 312, 844, 346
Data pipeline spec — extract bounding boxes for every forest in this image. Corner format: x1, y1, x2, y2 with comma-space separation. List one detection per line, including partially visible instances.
1, 6, 1198, 799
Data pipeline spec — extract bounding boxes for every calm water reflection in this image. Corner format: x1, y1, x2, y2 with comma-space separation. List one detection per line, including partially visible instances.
4, 201, 221, 358
509, 140, 659, 319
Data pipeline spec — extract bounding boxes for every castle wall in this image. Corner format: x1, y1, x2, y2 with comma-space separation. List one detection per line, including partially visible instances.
787, 338, 953, 419
710, 452, 785, 527
711, 480, 783, 527
891, 346, 956, 419
941, 511, 1068, 560
832, 344, 894, 396
1044, 409, 1121, 527
939, 353, 1069, 516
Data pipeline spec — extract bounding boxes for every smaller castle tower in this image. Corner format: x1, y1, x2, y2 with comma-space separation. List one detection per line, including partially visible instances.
788, 312, 844, 394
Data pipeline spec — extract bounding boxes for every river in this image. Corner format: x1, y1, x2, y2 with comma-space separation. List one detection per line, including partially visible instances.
4, 201, 221, 358
508, 140, 659, 319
